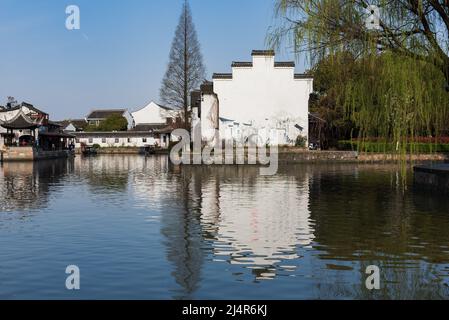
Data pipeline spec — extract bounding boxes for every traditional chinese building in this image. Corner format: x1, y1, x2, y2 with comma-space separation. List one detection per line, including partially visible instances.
0, 102, 75, 161
191, 50, 314, 146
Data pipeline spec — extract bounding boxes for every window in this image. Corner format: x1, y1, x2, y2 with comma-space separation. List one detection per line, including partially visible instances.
115, 138, 119, 143
142, 138, 147, 143
127, 138, 131, 143
102, 138, 106, 143
75, 138, 80, 143
88, 138, 93, 144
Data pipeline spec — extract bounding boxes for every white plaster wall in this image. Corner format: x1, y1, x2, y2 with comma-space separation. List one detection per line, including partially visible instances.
131, 102, 167, 125
75, 136, 157, 148
200, 94, 219, 142
213, 55, 312, 145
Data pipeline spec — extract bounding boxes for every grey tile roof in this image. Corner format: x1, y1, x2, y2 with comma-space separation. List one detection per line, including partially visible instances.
252, 50, 275, 56
1, 111, 41, 129
132, 124, 169, 132
294, 73, 314, 79
3, 102, 48, 115
20, 102, 48, 115
232, 62, 253, 67
212, 73, 233, 80
55, 119, 88, 130
275, 62, 295, 67
200, 81, 214, 93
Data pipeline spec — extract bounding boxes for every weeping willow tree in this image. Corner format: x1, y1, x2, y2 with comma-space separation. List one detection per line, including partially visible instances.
269, 0, 449, 154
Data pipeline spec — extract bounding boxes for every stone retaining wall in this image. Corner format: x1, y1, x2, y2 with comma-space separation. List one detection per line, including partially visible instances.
1, 147, 34, 161
358, 153, 449, 162
0, 147, 71, 162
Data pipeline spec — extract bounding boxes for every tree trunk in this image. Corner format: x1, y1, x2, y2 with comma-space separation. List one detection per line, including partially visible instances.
184, 4, 189, 133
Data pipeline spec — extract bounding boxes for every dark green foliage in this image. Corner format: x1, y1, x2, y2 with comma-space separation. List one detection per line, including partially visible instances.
270, 0, 449, 155
85, 114, 128, 132
338, 141, 449, 153
295, 135, 307, 148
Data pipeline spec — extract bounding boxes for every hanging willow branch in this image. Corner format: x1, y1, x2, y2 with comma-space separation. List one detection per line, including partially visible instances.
269, 0, 449, 153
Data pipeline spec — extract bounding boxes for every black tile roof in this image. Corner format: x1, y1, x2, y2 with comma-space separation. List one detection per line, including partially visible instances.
219, 117, 235, 123
47, 120, 62, 127
21, 102, 48, 115
3, 102, 48, 115
232, 62, 253, 67
132, 124, 169, 132
40, 131, 76, 139
1, 111, 41, 129
212, 73, 233, 79
86, 109, 126, 119
190, 90, 202, 110
294, 73, 314, 79
200, 81, 214, 93
55, 119, 88, 130
252, 50, 275, 56
275, 62, 295, 67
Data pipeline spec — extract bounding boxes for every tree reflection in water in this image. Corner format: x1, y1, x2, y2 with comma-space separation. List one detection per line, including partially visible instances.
0, 160, 72, 213
1, 157, 449, 299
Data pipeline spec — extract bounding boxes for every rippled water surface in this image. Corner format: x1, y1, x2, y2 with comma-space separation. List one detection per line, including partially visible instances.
1, 155, 449, 299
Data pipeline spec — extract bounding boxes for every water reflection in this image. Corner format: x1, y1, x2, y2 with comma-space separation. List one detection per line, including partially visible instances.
179, 166, 315, 280
1, 157, 449, 299
307, 165, 449, 299
0, 160, 72, 213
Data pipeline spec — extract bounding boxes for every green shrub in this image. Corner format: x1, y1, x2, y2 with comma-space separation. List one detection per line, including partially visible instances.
338, 140, 449, 153
295, 135, 307, 148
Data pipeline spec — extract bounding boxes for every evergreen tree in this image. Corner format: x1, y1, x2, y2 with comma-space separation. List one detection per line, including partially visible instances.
160, 0, 206, 131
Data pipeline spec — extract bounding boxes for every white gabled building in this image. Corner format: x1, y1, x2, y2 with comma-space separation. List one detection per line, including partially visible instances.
131, 101, 180, 126
191, 50, 313, 146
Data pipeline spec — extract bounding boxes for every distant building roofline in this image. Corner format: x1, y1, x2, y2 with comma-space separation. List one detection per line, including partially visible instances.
232, 62, 253, 68
294, 73, 314, 79
87, 108, 126, 113
131, 101, 180, 114
212, 73, 233, 80
275, 62, 295, 68
252, 50, 275, 56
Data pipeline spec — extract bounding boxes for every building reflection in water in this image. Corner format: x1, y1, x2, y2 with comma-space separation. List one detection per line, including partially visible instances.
0, 160, 72, 213
180, 166, 315, 280
2, 157, 449, 299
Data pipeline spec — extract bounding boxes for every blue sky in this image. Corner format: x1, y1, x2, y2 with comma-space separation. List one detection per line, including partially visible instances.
0, 0, 307, 120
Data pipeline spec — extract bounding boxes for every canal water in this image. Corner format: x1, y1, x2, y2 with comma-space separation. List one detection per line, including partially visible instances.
0, 155, 449, 299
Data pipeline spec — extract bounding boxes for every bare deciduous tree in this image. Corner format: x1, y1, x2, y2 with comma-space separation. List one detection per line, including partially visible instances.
160, 0, 206, 131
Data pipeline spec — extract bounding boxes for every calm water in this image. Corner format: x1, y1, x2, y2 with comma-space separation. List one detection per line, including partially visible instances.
1, 155, 449, 300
